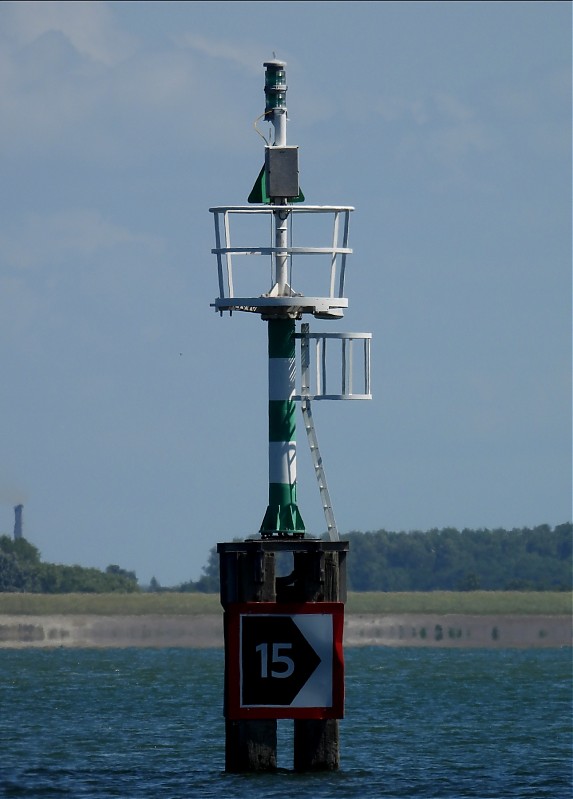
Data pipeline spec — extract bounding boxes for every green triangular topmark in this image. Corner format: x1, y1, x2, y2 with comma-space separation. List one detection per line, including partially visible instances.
248, 165, 305, 204
248, 165, 269, 204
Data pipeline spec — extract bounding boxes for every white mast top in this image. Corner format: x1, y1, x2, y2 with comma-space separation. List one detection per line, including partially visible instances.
210, 59, 354, 319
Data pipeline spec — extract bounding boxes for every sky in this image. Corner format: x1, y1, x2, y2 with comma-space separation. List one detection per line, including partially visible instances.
0, 1, 570, 587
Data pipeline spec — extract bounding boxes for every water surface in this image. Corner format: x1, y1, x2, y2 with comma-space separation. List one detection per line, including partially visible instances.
1, 647, 570, 798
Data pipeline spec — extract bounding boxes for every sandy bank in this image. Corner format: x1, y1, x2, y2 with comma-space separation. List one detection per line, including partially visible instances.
344, 613, 571, 648
0, 613, 570, 649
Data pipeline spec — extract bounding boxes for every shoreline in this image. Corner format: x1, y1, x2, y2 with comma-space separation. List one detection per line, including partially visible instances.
0, 613, 570, 649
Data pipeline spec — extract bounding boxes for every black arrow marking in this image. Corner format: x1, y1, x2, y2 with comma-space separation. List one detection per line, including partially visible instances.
241, 616, 321, 706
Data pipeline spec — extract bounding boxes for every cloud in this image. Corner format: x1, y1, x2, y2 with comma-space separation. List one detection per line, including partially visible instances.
0, 2, 133, 154
427, 93, 493, 163
0, 209, 163, 342
3, 0, 136, 66
492, 66, 571, 160
0, 7, 256, 158
0, 3, 199, 156
374, 61, 569, 184
376, 91, 496, 184
0, 209, 159, 272
176, 32, 261, 74
376, 97, 428, 126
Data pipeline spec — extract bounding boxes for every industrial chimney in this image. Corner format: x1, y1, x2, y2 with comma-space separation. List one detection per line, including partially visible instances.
13, 504, 23, 540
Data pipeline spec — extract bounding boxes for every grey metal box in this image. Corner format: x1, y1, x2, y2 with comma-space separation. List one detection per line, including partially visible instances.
265, 146, 299, 198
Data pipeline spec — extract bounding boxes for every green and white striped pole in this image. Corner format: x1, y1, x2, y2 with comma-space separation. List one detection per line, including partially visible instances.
260, 317, 305, 536
258, 60, 304, 537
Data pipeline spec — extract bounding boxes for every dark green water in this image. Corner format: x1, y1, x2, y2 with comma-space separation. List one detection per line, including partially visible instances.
0, 647, 571, 798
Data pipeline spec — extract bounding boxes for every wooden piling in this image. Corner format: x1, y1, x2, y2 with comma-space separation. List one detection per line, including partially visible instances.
218, 539, 348, 773
219, 544, 277, 771
292, 548, 344, 771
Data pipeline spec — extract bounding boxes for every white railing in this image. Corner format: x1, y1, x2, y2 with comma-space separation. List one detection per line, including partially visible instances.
294, 325, 372, 401
210, 205, 354, 318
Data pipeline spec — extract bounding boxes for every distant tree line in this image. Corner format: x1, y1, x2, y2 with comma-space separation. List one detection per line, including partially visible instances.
0, 536, 138, 593
177, 524, 572, 593
344, 524, 571, 591
2, 524, 570, 594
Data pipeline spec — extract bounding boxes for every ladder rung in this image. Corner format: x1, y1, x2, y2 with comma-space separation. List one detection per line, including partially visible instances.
301, 398, 339, 541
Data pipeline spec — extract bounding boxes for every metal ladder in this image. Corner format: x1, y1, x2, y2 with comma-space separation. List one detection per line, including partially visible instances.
300, 397, 339, 541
